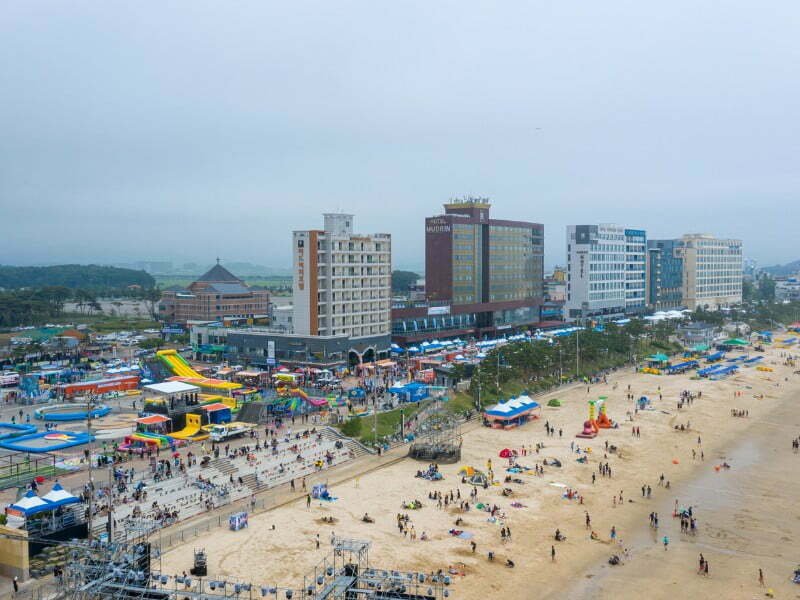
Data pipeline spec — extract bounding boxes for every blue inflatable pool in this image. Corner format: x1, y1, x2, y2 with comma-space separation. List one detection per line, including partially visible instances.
0, 423, 37, 441
34, 404, 111, 422
0, 430, 94, 453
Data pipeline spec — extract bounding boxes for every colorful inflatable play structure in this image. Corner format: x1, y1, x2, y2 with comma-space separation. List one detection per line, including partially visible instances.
117, 431, 181, 454
275, 385, 341, 413
169, 413, 209, 441
156, 350, 241, 393
34, 403, 111, 422
576, 398, 615, 438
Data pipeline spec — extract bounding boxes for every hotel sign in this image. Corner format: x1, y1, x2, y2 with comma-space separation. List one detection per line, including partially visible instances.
296, 238, 305, 290
426, 217, 451, 234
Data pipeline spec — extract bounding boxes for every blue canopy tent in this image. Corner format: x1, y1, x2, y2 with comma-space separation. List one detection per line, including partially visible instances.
7, 490, 53, 518
388, 382, 429, 403
705, 351, 725, 363
40, 483, 80, 509
484, 396, 541, 429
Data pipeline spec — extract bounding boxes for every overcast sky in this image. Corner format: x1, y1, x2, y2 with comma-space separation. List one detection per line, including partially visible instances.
2, 1, 798, 272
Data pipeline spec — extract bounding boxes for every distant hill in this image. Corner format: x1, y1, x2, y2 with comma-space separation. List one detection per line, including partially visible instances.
0, 264, 155, 290
761, 260, 800, 277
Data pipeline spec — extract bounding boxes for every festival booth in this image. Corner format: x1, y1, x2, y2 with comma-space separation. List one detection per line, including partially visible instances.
200, 402, 232, 424
135, 414, 171, 435
233, 370, 268, 387
388, 382, 429, 403
483, 396, 541, 430
642, 354, 669, 374
57, 375, 140, 399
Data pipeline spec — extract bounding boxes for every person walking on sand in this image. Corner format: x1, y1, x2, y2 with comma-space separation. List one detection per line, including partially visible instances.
663, 535, 669, 550
307, 494, 311, 508
551, 545, 556, 562
759, 568, 764, 586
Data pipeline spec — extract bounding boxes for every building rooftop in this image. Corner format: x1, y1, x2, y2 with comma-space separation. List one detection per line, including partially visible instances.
196, 262, 243, 283
204, 282, 251, 295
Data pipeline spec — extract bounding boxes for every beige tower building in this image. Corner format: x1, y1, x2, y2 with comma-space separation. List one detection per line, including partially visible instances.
292, 213, 391, 363
679, 234, 742, 310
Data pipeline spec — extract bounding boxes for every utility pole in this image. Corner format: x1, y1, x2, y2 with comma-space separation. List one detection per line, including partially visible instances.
86, 393, 94, 542
576, 330, 580, 378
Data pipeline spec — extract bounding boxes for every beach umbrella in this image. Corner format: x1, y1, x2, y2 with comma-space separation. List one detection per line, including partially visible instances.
499, 448, 514, 458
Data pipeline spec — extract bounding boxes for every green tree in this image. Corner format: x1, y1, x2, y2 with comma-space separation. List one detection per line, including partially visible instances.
142, 287, 162, 320
391, 270, 420, 293
138, 337, 164, 350
757, 275, 776, 303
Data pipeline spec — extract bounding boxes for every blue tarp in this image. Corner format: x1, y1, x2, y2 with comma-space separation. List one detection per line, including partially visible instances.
705, 352, 725, 362
727, 355, 748, 363
709, 365, 738, 378
666, 360, 698, 373
744, 356, 764, 364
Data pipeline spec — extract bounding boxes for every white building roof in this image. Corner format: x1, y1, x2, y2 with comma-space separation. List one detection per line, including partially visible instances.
143, 381, 200, 395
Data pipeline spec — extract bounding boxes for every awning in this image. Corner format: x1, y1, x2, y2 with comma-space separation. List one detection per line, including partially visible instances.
721, 338, 748, 346
135, 415, 171, 425
201, 402, 229, 412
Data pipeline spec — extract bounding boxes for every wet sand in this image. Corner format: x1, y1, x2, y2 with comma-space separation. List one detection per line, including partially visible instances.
161, 345, 800, 599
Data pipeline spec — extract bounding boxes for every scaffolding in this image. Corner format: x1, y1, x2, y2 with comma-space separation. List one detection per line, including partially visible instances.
408, 412, 462, 464
50, 534, 450, 600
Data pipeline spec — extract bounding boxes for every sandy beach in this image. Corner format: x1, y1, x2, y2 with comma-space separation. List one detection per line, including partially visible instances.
161, 345, 800, 600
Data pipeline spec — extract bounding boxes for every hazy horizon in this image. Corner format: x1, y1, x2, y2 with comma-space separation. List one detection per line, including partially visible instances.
2, 1, 799, 271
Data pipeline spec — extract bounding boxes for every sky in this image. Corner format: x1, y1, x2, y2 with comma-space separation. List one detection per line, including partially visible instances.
1, 1, 799, 273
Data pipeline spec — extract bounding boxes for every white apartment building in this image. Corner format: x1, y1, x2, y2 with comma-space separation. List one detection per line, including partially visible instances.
293, 213, 392, 361
679, 234, 742, 310
566, 224, 628, 321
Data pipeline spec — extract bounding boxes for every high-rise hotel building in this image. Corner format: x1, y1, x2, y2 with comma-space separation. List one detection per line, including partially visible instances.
566, 224, 647, 321
293, 213, 392, 362
391, 198, 544, 343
